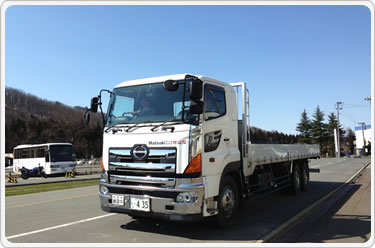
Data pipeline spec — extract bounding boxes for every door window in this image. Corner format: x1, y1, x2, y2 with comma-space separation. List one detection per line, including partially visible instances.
204, 85, 226, 121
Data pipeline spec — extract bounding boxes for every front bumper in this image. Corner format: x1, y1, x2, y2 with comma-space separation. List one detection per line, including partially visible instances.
99, 177, 205, 222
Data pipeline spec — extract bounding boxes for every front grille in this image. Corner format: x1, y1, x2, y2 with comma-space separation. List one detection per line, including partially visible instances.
109, 147, 176, 173
108, 147, 179, 189
109, 148, 176, 164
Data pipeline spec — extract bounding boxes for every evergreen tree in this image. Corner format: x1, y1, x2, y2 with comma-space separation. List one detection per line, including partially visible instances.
311, 106, 328, 154
345, 128, 356, 154
296, 109, 312, 144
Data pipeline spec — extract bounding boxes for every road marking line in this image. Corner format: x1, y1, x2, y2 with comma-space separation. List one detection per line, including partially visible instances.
6, 213, 116, 240
310, 165, 320, 168
7, 192, 98, 209
327, 162, 333, 165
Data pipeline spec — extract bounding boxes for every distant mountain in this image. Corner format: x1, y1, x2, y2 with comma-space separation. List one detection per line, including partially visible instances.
5, 87, 103, 158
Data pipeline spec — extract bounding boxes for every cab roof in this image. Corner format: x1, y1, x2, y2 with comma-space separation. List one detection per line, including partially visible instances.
114, 74, 228, 88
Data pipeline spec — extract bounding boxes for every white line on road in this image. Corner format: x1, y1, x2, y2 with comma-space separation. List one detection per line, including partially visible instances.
6, 213, 116, 240
310, 165, 320, 168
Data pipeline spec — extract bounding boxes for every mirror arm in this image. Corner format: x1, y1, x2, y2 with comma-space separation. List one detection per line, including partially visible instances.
97, 89, 113, 126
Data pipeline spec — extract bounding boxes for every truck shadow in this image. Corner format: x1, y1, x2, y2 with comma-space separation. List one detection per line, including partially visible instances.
119, 181, 354, 242
274, 182, 370, 243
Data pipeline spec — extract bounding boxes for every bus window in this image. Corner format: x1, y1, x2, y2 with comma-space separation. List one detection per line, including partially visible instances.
21, 149, 28, 158
49, 145, 73, 162
37, 148, 45, 158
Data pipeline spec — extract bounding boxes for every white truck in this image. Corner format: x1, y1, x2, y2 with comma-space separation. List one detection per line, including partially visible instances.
85, 74, 320, 227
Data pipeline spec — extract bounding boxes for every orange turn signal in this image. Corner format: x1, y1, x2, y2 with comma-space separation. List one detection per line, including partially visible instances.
184, 154, 201, 174
100, 157, 105, 172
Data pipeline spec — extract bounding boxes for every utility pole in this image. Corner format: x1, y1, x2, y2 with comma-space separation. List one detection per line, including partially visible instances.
358, 122, 366, 156
335, 102, 343, 158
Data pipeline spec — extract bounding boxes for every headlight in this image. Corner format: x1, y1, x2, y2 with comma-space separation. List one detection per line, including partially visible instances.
99, 185, 109, 195
176, 192, 198, 203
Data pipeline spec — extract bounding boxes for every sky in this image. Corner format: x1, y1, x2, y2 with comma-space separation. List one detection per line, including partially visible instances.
5, 4, 372, 135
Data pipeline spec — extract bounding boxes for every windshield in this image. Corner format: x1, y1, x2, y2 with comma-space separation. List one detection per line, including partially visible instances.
50, 145, 74, 162
106, 80, 198, 125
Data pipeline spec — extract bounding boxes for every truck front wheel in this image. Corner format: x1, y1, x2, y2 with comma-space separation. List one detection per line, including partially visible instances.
216, 176, 239, 228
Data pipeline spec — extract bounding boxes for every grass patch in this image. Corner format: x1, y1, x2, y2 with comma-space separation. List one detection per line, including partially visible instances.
6, 179, 99, 197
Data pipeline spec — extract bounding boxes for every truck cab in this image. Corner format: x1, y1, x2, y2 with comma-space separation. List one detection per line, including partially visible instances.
94, 74, 240, 222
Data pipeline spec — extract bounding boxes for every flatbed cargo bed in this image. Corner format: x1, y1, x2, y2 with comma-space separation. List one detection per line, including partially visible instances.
247, 144, 320, 167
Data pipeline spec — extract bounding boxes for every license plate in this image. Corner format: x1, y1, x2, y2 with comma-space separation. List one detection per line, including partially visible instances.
112, 194, 124, 206
130, 196, 150, 212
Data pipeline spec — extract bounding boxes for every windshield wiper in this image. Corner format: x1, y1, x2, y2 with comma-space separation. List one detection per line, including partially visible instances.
150, 119, 181, 132
125, 121, 155, 132
104, 123, 132, 133
125, 122, 142, 132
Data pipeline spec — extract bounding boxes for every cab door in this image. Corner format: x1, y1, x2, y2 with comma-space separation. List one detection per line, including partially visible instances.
201, 83, 238, 179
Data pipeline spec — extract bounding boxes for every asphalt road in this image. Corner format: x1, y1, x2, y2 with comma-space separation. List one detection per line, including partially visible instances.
274, 166, 371, 243
4, 157, 370, 244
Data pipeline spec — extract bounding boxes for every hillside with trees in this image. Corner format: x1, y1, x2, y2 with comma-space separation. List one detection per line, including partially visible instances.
5, 88, 299, 158
5, 87, 103, 158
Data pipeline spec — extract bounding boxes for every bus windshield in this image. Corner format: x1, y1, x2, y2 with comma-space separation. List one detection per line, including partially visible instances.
106, 80, 198, 125
50, 145, 74, 162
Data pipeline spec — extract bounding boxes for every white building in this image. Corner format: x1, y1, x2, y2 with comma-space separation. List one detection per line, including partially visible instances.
355, 124, 371, 155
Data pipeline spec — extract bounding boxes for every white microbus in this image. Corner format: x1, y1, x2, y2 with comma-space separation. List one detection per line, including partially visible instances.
13, 143, 76, 175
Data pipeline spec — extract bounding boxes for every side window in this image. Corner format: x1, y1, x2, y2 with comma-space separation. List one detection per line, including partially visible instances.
21, 149, 28, 159
31, 148, 37, 158
37, 148, 44, 158
204, 85, 226, 121
14, 150, 19, 159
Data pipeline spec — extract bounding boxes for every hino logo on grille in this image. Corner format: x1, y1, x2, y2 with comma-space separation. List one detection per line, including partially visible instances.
131, 144, 149, 160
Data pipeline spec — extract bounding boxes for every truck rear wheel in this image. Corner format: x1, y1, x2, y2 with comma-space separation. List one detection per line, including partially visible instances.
301, 162, 309, 192
216, 176, 239, 228
291, 163, 301, 195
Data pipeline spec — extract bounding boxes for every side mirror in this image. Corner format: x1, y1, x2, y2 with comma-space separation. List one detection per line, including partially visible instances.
84, 110, 90, 126
190, 79, 203, 100
163, 80, 179, 91
90, 97, 99, 113
189, 100, 203, 114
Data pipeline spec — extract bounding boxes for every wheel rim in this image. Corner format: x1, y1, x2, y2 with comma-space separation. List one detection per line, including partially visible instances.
221, 187, 235, 218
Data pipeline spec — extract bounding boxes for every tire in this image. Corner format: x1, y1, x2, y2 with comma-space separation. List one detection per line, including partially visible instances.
21, 171, 29, 180
301, 162, 309, 192
216, 176, 239, 228
41, 171, 48, 178
291, 163, 301, 195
